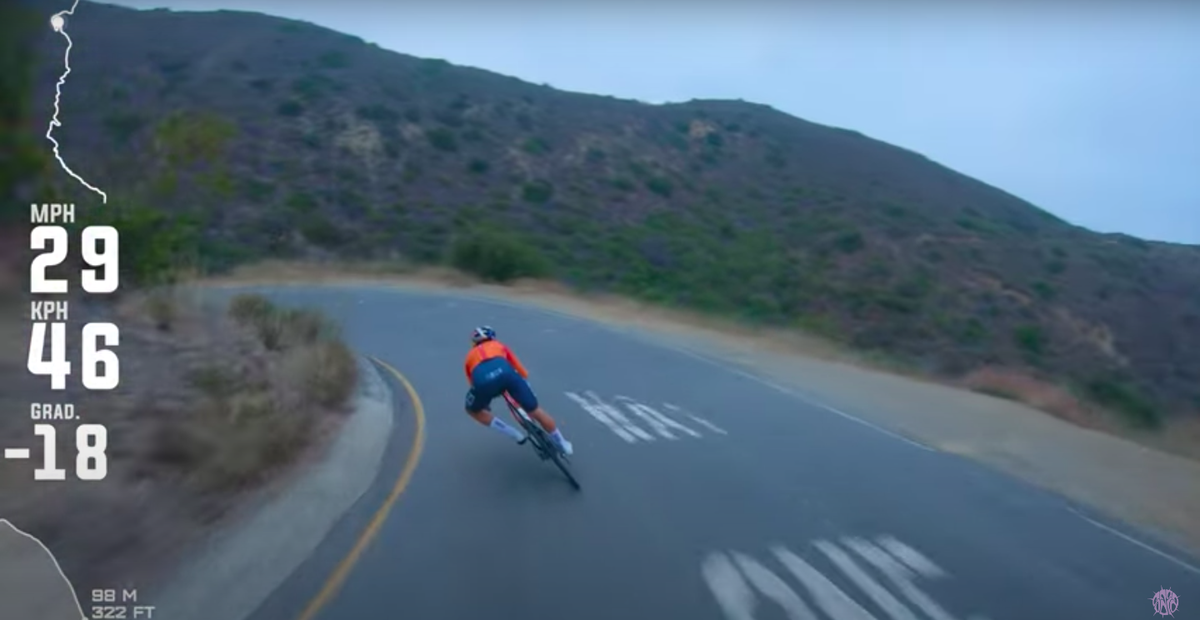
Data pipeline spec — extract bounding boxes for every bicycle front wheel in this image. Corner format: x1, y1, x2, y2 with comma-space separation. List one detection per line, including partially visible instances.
548, 445, 580, 490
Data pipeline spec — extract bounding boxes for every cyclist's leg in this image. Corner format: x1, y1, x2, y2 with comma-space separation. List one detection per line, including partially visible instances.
466, 366, 525, 443
507, 373, 573, 454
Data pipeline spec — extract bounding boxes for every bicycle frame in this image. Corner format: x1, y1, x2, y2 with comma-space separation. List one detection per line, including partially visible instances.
504, 394, 552, 459
503, 393, 580, 490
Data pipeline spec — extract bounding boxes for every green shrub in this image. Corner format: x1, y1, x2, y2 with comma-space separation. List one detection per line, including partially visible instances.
356, 104, 399, 123
467, 159, 490, 174
1013, 325, 1045, 356
286, 192, 318, 213
317, 50, 350, 69
1085, 378, 1160, 428
242, 179, 275, 203
611, 178, 635, 192
1032, 281, 1056, 300
103, 112, 145, 144
449, 231, 550, 282
834, 231, 865, 254
229, 294, 342, 351
427, 127, 458, 151
522, 180, 554, 203
290, 75, 333, 100
522, 137, 550, 155
155, 111, 237, 165
75, 203, 200, 286
298, 213, 348, 247
645, 177, 673, 197
277, 100, 304, 117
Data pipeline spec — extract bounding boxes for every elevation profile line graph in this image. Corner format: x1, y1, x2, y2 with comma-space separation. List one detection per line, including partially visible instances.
47, 0, 108, 204
0, 518, 88, 620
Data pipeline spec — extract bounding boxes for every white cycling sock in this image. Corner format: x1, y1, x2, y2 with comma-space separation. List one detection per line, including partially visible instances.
489, 418, 525, 441
550, 429, 567, 442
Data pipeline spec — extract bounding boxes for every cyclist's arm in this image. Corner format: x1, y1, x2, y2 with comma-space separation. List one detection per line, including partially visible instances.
505, 347, 531, 378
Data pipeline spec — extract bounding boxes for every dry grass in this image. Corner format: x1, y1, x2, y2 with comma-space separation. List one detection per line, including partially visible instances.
959, 367, 1096, 428
0, 288, 359, 592
955, 367, 1200, 460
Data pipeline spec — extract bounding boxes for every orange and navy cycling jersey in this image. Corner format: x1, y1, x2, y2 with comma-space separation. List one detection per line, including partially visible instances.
464, 340, 529, 384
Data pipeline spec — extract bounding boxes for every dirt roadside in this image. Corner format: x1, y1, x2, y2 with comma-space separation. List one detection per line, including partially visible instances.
204, 263, 1200, 558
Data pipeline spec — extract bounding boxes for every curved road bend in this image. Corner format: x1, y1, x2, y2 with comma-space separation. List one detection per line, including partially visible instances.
242, 285, 1199, 620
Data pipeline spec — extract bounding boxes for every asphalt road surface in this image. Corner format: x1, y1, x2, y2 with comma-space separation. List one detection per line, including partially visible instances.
244, 285, 1199, 620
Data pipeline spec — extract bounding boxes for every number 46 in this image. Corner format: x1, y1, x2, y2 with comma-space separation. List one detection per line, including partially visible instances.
28, 322, 120, 390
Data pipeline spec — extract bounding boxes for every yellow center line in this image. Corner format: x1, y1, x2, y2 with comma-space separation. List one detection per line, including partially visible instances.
294, 356, 427, 620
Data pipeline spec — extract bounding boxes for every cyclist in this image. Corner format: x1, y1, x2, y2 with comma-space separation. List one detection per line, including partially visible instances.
463, 326, 574, 455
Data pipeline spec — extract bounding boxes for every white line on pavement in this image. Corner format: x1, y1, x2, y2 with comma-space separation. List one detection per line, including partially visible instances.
843, 537, 958, 620
772, 546, 879, 620
565, 391, 637, 443
732, 552, 822, 620
688, 414, 730, 435
616, 396, 677, 439
586, 391, 655, 442
1067, 508, 1200, 576
877, 535, 947, 579
620, 397, 703, 438
814, 540, 920, 620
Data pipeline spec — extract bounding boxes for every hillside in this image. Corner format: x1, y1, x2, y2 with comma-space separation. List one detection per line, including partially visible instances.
28, 1, 1200, 426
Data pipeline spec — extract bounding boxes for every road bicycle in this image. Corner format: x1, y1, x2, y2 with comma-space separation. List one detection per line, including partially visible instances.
503, 392, 580, 490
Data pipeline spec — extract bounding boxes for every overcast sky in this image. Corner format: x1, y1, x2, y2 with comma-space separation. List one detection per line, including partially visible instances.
99, 0, 1200, 244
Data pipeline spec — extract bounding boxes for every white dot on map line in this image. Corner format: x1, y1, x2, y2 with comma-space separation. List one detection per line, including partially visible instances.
51, 15, 65, 32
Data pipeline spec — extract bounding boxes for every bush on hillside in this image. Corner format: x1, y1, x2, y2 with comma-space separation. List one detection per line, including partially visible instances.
1085, 377, 1160, 429
450, 230, 550, 282
73, 203, 202, 287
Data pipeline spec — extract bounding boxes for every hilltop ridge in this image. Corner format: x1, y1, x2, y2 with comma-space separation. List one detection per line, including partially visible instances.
29, 1, 1200, 426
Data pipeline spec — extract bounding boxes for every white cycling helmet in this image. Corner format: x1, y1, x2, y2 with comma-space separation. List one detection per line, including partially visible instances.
471, 325, 496, 344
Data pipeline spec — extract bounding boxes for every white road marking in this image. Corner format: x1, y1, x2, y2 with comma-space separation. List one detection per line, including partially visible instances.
586, 391, 655, 442
843, 537, 958, 620
814, 404, 935, 452
730, 552, 821, 620
664, 402, 730, 434
703, 552, 778, 620
814, 540, 920, 620
704, 537, 985, 620
565, 391, 637, 443
1067, 507, 1200, 576
616, 397, 676, 439
619, 397, 703, 438
687, 414, 729, 435
877, 535, 947, 579
654, 341, 937, 453
772, 546, 879, 620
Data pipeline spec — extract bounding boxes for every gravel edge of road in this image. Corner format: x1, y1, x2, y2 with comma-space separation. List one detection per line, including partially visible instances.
150, 355, 396, 620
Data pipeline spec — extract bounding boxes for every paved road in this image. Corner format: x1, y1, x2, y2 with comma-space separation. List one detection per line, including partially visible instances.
245, 285, 1199, 620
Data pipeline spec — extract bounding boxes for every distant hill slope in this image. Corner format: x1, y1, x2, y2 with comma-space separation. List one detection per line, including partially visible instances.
30, 1, 1200, 424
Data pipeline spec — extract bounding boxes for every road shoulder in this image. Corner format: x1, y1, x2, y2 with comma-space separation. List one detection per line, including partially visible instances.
150, 356, 395, 620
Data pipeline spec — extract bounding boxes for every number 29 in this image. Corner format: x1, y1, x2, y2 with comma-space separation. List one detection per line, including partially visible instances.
30, 225, 120, 294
